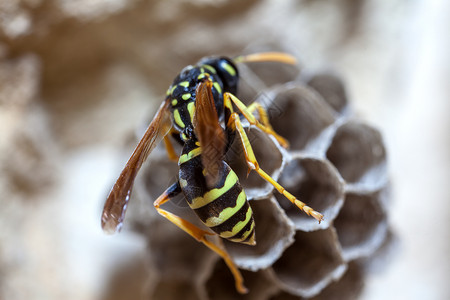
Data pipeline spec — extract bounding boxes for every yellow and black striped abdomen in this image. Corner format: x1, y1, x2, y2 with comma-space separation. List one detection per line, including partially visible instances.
178, 142, 256, 245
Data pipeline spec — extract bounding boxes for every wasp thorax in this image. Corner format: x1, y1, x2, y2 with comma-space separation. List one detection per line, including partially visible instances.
198, 56, 239, 95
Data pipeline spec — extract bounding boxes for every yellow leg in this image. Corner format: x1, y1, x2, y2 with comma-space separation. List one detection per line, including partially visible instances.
163, 134, 179, 162
154, 186, 248, 294
224, 93, 289, 148
247, 102, 276, 135
228, 112, 324, 223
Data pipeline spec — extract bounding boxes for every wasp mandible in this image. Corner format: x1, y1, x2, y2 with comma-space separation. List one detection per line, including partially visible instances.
101, 52, 323, 294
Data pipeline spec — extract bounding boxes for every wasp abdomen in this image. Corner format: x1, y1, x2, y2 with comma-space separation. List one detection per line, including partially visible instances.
178, 142, 255, 245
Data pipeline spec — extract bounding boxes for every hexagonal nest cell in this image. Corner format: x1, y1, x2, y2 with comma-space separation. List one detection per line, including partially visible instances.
334, 190, 389, 261
127, 61, 392, 299
205, 261, 278, 300
326, 121, 388, 191
262, 84, 336, 153
270, 228, 346, 298
305, 73, 349, 116
274, 156, 345, 231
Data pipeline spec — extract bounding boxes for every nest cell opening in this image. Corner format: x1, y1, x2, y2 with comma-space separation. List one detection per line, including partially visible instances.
275, 157, 344, 231
149, 278, 204, 300
269, 292, 303, 300
205, 260, 277, 300
263, 85, 336, 152
305, 73, 348, 115
236, 60, 299, 105
326, 122, 387, 188
271, 228, 346, 298
243, 61, 299, 88
269, 261, 364, 300
334, 191, 388, 261
146, 219, 216, 278
224, 197, 295, 271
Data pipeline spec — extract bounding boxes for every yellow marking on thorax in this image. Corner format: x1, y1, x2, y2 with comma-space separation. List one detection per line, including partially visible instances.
203, 65, 216, 74
169, 85, 177, 95
182, 93, 191, 100
213, 82, 222, 94
179, 81, 190, 88
222, 62, 236, 76
204, 191, 246, 227
187, 102, 195, 123
173, 109, 185, 128
188, 171, 239, 209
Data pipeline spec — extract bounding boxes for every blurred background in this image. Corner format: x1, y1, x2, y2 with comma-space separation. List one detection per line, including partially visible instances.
0, 0, 449, 299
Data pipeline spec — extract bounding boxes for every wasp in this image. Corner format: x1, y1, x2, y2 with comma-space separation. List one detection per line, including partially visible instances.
101, 52, 323, 293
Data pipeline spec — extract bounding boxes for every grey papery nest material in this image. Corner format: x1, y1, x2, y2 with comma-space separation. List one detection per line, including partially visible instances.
128, 62, 391, 300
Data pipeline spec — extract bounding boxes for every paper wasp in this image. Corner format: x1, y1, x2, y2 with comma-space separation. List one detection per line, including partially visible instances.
101, 52, 323, 293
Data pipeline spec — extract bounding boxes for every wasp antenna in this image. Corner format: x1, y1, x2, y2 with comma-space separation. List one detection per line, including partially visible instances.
233, 52, 297, 65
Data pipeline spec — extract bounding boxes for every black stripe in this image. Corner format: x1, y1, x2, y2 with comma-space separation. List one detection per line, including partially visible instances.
242, 228, 256, 244
232, 219, 255, 241
193, 182, 242, 223
209, 200, 252, 235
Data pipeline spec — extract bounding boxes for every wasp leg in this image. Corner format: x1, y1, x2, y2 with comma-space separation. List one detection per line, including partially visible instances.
247, 102, 281, 138
163, 135, 179, 162
224, 93, 289, 148
226, 111, 324, 223
154, 182, 248, 294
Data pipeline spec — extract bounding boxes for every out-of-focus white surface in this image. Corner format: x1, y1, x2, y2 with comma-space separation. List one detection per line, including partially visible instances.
355, 1, 450, 299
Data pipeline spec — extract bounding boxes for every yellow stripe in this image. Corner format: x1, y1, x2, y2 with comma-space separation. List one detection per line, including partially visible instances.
222, 62, 236, 76
204, 191, 246, 227
173, 109, 185, 128
219, 205, 252, 238
189, 171, 238, 209
187, 102, 195, 123
203, 65, 216, 74
169, 85, 177, 95
213, 82, 222, 94
178, 147, 202, 165
179, 81, 190, 88
228, 222, 255, 243
179, 178, 188, 188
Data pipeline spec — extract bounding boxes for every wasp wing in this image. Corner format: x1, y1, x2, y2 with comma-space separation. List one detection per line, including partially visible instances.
101, 99, 172, 234
194, 80, 226, 188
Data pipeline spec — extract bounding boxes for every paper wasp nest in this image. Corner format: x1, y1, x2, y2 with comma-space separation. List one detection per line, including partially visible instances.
130, 63, 391, 300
